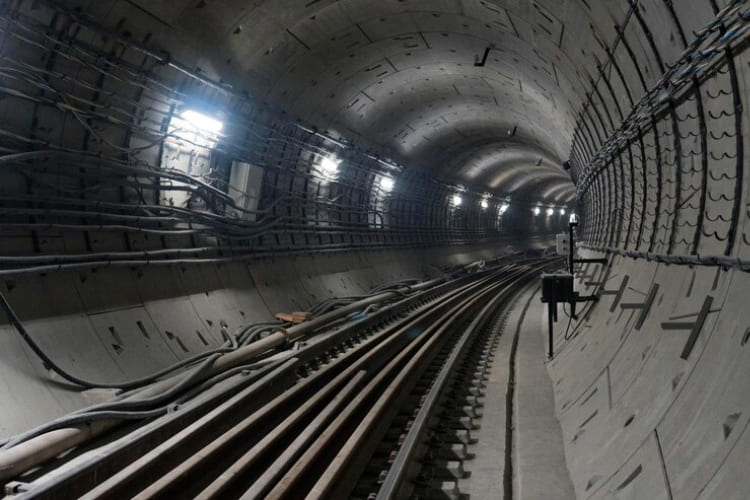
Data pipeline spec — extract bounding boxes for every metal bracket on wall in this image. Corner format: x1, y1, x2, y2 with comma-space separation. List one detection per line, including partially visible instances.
661, 295, 715, 360
577, 263, 596, 284
595, 275, 630, 312
620, 283, 659, 330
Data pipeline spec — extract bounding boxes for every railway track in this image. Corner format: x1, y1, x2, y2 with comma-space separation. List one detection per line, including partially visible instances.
360, 297, 510, 500
0, 255, 558, 499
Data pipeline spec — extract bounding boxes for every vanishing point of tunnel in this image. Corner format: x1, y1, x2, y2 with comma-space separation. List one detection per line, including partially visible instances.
0, 0, 748, 498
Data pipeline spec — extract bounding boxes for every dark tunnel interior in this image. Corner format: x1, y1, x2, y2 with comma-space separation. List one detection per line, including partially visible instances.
0, 0, 749, 498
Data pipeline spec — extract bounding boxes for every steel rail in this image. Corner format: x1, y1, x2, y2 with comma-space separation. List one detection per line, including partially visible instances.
375, 272, 538, 499
268, 267, 541, 500
264, 276, 517, 500
304, 265, 549, 500
0, 277, 447, 485
85, 270, 510, 499
3, 257, 558, 499
233, 272, 525, 500
11, 265, 510, 498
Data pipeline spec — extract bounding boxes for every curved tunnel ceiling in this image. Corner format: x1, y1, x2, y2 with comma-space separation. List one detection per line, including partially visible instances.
3, 2, 750, 498
95, 0, 601, 203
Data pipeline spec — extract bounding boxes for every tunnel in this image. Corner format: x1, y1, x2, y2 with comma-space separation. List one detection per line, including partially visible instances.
0, 0, 748, 498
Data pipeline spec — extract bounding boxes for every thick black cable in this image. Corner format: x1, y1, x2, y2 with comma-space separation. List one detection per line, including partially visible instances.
0, 358, 282, 451
67, 353, 222, 415
0, 275, 425, 392
0, 409, 168, 450
562, 303, 575, 340
0, 289, 231, 390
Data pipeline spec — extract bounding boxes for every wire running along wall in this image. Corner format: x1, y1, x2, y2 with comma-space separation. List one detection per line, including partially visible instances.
571, 0, 750, 270
0, 1, 566, 276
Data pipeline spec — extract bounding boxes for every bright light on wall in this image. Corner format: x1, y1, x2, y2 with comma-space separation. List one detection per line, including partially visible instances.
480, 199, 489, 210
319, 155, 341, 177
170, 109, 224, 148
452, 194, 462, 206
533, 207, 541, 216
546, 208, 554, 216
560, 208, 566, 215
181, 110, 223, 134
379, 176, 395, 193
499, 203, 510, 215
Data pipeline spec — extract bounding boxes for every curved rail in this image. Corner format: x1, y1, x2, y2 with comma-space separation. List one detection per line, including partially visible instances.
1, 256, 558, 499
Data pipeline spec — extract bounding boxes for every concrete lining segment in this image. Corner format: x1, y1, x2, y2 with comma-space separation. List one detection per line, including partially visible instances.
40, 0, 581, 200
0, 0, 748, 497
0, 241, 535, 439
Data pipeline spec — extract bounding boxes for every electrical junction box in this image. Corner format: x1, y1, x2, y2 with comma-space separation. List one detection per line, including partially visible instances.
541, 273, 575, 304
556, 233, 569, 256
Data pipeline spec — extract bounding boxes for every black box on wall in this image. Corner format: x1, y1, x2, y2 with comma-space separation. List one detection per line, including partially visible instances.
541, 273, 575, 304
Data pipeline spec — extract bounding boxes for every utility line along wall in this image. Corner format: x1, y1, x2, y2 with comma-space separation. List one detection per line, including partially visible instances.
0, 1, 561, 279
0, 0, 749, 498
552, 1, 750, 499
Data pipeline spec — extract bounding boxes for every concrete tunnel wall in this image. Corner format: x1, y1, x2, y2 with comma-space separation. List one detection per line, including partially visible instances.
0, 0, 749, 499
548, 249, 750, 499
548, 1, 750, 498
0, 239, 549, 438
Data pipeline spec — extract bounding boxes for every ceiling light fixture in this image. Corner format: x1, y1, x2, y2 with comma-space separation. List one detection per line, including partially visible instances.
171, 109, 224, 148
380, 176, 395, 193
180, 110, 223, 134
319, 155, 341, 177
